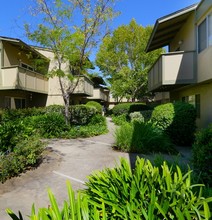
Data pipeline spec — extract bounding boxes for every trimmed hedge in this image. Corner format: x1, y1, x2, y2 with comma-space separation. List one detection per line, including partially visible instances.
192, 124, 212, 186
112, 103, 150, 116
151, 102, 196, 146
0, 107, 45, 122
86, 101, 102, 114
69, 105, 97, 125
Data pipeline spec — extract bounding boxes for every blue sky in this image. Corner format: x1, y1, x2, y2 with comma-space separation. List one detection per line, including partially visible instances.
1, 0, 199, 42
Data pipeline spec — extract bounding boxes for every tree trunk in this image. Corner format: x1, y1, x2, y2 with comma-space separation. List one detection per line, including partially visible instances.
64, 94, 70, 125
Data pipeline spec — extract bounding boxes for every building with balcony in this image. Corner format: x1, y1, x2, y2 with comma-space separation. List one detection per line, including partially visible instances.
36, 47, 94, 106
86, 76, 109, 106
146, 0, 212, 128
0, 37, 96, 109
0, 36, 49, 109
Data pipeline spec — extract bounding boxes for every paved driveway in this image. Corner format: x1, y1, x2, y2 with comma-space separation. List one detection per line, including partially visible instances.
0, 118, 192, 219
0, 118, 130, 219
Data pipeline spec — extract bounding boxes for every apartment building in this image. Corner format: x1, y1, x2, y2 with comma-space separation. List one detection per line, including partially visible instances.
0, 37, 109, 109
146, 0, 212, 128
0, 36, 49, 109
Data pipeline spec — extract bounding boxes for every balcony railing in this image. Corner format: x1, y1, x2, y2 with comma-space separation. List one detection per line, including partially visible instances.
88, 88, 109, 101
73, 75, 93, 96
0, 66, 48, 94
148, 51, 196, 92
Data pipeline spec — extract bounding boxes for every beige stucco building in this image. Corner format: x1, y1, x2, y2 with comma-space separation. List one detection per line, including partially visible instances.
0, 37, 109, 109
146, 0, 212, 128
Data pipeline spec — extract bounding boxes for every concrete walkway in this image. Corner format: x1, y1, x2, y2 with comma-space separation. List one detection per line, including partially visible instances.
0, 118, 192, 219
0, 118, 128, 219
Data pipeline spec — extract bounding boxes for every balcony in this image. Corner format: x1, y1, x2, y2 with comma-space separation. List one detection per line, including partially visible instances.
87, 88, 109, 101
0, 66, 48, 94
148, 51, 196, 92
73, 75, 93, 96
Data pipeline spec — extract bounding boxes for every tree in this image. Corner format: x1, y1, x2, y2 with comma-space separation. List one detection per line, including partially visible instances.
25, 0, 118, 124
96, 19, 164, 101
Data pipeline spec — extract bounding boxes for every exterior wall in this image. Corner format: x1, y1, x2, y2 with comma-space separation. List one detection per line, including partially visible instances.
36, 48, 94, 106
169, 14, 196, 52
170, 82, 212, 128
154, 92, 170, 103
2, 42, 37, 67
0, 90, 47, 109
36, 48, 66, 106
196, 6, 212, 83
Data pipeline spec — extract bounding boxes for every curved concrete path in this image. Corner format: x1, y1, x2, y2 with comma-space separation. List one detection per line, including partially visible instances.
0, 118, 128, 219
0, 118, 192, 219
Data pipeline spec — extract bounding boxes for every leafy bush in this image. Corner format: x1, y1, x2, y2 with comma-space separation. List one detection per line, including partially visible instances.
115, 121, 174, 154
192, 124, 212, 186
111, 114, 127, 126
30, 112, 69, 138
70, 105, 97, 125
89, 114, 106, 125
0, 136, 44, 183
69, 116, 108, 138
45, 104, 65, 114
140, 110, 153, 122
0, 120, 34, 153
129, 111, 144, 123
151, 102, 196, 146
112, 103, 150, 116
1, 107, 45, 122
86, 101, 102, 114
7, 158, 212, 220
85, 157, 212, 219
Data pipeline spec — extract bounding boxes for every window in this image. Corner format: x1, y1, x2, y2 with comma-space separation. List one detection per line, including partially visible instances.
14, 98, 26, 109
198, 19, 207, 52
209, 13, 212, 46
198, 13, 212, 53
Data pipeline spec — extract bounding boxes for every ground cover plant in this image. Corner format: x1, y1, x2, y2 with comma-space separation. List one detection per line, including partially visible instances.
7, 158, 212, 219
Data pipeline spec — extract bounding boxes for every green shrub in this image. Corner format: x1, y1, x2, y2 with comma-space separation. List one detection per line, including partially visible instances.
115, 121, 174, 154
89, 114, 106, 125
69, 117, 108, 138
31, 112, 69, 138
192, 125, 212, 186
111, 114, 127, 126
129, 111, 144, 123
0, 120, 34, 153
45, 104, 65, 114
84, 157, 212, 219
151, 102, 196, 146
86, 101, 102, 114
70, 105, 97, 125
140, 110, 153, 122
1, 107, 45, 122
112, 103, 150, 116
0, 136, 44, 183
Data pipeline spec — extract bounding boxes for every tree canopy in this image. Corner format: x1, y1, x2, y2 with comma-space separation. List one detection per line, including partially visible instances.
96, 19, 164, 101
25, 0, 118, 123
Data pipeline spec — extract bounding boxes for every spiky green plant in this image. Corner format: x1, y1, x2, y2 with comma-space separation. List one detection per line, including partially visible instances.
85, 157, 212, 219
